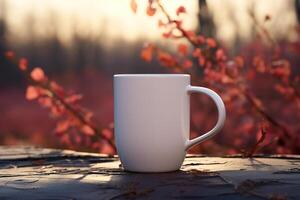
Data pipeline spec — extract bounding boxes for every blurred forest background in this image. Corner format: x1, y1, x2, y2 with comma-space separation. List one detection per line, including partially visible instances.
1, 0, 300, 154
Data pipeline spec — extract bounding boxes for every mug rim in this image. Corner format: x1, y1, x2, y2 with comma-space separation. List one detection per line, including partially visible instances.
114, 74, 190, 77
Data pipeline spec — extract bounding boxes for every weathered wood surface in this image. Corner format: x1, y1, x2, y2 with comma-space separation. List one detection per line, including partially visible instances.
0, 146, 299, 200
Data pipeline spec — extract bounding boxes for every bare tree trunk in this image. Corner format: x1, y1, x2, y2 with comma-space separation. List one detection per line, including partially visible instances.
295, 0, 300, 23
0, 0, 7, 53
198, 0, 215, 36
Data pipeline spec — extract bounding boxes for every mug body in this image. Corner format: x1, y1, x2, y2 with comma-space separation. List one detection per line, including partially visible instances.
114, 74, 190, 172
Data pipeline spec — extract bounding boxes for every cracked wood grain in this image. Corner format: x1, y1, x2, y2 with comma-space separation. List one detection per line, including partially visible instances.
0, 146, 299, 200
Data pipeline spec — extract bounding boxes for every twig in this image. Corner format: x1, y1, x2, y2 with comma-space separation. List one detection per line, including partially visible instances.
156, 0, 197, 46
7, 53, 116, 152
243, 125, 267, 158
241, 90, 290, 138
30, 76, 116, 152
249, 10, 277, 47
250, 11, 300, 102
155, 1, 291, 141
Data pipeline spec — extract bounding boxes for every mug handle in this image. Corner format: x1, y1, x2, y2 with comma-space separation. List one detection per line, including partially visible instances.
185, 86, 226, 151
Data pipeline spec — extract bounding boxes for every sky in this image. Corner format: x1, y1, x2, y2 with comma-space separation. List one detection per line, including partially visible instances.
3, 0, 198, 46
1, 0, 298, 47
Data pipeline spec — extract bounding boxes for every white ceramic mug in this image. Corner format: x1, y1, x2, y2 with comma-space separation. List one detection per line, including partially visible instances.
114, 74, 226, 172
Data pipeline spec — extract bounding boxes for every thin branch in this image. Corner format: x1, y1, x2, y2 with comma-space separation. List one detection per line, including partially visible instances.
241, 89, 290, 138
243, 125, 267, 158
32, 78, 116, 152
249, 10, 277, 47
156, 0, 198, 46
44, 83, 116, 151
8, 54, 116, 152
155, 1, 291, 140
251, 12, 300, 101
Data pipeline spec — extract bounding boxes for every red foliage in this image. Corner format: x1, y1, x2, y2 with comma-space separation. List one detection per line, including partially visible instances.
206, 38, 217, 48
146, 4, 156, 16
26, 86, 40, 100
81, 125, 95, 136
3, 1, 300, 156
7, 53, 116, 154
182, 59, 193, 69
177, 44, 189, 56
30, 68, 46, 82
140, 43, 154, 62
157, 51, 176, 67
176, 6, 186, 16
18, 58, 28, 71
135, 0, 300, 155
5, 51, 15, 59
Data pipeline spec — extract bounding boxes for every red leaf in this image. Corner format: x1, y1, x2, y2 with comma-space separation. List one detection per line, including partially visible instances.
206, 38, 217, 48
185, 31, 196, 39
102, 128, 113, 138
26, 86, 39, 100
177, 44, 188, 56
270, 60, 291, 79
60, 134, 71, 145
50, 104, 65, 117
198, 56, 206, 66
157, 51, 176, 67
65, 94, 83, 103
55, 120, 70, 134
84, 111, 94, 122
146, 5, 156, 16
5, 51, 15, 60
162, 30, 172, 38
30, 67, 46, 82
183, 59, 193, 69
19, 58, 28, 71
81, 125, 95, 136
274, 84, 294, 96
38, 97, 52, 107
68, 116, 80, 126
130, 0, 137, 13
99, 141, 114, 154
271, 67, 290, 78
192, 48, 202, 57
176, 6, 186, 16
140, 44, 153, 62
216, 49, 225, 61
196, 35, 205, 44
50, 81, 64, 96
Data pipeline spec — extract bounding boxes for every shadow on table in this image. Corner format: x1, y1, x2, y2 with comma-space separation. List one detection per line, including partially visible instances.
104, 169, 242, 199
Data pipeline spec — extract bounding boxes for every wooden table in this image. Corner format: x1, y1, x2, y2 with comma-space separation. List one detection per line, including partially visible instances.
0, 146, 299, 199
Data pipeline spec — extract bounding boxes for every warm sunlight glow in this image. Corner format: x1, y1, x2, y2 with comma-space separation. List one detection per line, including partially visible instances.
208, 0, 297, 45
2, 0, 298, 47
4, 0, 198, 46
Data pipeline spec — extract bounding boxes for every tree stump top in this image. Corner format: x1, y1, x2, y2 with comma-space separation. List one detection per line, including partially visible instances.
0, 146, 299, 199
